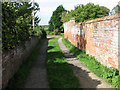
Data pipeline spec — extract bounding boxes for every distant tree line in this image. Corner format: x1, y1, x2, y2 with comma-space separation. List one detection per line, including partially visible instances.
48, 5, 66, 33
61, 3, 110, 23
48, 3, 111, 33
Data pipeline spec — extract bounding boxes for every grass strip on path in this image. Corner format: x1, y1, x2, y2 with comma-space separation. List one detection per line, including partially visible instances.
46, 38, 80, 88
7, 37, 46, 88
62, 38, 120, 88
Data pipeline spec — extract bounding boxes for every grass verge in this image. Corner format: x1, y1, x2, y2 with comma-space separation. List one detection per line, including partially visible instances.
46, 38, 80, 88
6, 37, 46, 88
47, 33, 64, 38
62, 38, 120, 88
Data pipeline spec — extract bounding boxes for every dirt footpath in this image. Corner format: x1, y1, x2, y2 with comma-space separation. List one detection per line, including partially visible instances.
58, 37, 115, 89
24, 36, 115, 89
24, 39, 49, 88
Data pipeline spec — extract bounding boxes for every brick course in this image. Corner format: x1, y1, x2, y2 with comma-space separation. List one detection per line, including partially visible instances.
64, 13, 120, 73
2, 36, 41, 88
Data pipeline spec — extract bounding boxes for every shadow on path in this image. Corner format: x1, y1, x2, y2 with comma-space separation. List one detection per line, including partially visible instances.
24, 38, 50, 88
58, 37, 114, 89
69, 64, 101, 88
24, 37, 61, 88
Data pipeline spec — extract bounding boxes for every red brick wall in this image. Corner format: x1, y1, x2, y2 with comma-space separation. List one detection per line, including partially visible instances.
2, 36, 41, 88
64, 14, 120, 72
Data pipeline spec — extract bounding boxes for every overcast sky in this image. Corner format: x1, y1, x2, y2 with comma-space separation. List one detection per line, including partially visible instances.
34, 0, 120, 25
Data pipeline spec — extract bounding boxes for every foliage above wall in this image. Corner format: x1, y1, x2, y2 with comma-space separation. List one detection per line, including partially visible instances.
2, 2, 41, 50
61, 3, 110, 23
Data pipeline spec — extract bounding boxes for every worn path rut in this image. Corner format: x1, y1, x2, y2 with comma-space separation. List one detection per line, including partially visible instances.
24, 39, 49, 88
58, 37, 115, 89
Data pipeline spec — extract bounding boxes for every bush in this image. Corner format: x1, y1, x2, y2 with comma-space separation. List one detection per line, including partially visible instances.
2, 2, 40, 51
41, 30, 47, 38
46, 30, 61, 35
31, 26, 46, 38
46, 31, 54, 35
31, 26, 43, 37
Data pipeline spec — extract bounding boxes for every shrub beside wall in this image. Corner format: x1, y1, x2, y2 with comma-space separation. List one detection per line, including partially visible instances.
2, 2, 43, 88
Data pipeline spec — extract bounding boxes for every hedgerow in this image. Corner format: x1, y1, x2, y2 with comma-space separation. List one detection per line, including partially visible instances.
2, 2, 41, 50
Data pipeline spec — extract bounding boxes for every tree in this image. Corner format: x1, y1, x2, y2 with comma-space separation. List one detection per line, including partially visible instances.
61, 3, 110, 23
60, 10, 74, 23
48, 5, 66, 32
110, 2, 120, 15
2, 1, 40, 50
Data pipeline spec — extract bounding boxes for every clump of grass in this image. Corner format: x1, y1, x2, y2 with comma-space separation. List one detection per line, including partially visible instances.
62, 38, 120, 88
6, 37, 46, 88
46, 38, 80, 88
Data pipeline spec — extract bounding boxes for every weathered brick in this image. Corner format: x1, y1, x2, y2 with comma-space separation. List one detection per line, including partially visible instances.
2, 36, 41, 88
64, 14, 120, 72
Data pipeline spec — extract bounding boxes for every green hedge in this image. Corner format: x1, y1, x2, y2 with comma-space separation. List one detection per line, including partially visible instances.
2, 2, 40, 51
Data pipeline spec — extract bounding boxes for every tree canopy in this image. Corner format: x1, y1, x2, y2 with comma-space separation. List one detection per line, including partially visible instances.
61, 3, 110, 23
48, 5, 66, 32
2, 2, 40, 50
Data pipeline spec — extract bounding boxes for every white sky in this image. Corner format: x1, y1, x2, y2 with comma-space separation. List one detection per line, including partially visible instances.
34, 0, 120, 25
